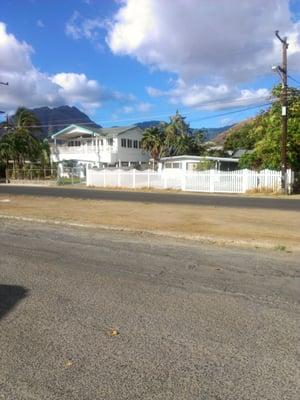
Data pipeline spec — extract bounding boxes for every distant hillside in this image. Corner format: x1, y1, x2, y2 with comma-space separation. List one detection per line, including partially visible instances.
213, 120, 253, 145
204, 125, 234, 141
135, 120, 233, 141
30, 106, 101, 138
135, 120, 162, 129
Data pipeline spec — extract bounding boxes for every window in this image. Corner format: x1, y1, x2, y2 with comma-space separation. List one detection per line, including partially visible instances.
133, 140, 138, 149
100, 139, 103, 146
121, 138, 127, 147
127, 139, 132, 148
172, 162, 180, 168
67, 140, 80, 147
108, 138, 113, 146
139, 141, 142, 149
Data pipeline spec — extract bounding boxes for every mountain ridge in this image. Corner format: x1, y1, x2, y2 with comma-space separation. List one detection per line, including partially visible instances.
31, 105, 101, 138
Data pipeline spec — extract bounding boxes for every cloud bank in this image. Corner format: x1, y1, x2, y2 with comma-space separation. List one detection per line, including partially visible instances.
0, 22, 132, 113
106, 0, 300, 109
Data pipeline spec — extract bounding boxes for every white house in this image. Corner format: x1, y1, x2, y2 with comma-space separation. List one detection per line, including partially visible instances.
158, 155, 239, 172
50, 124, 150, 168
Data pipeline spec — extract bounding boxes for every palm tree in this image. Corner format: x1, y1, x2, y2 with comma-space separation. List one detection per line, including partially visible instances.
13, 107, 41, 137
6, 107, 42, 167
141, 126, 165, 168
38, 140, 51, 177
0, 135, 14, 168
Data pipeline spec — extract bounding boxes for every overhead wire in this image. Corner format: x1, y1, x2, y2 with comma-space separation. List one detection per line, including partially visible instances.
0, 95, 276, 129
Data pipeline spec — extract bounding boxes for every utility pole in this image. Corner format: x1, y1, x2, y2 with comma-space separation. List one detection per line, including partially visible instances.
275, 30, 289, 194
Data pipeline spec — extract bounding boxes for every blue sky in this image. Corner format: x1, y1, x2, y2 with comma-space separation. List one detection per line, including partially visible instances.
0, 0, 300, 128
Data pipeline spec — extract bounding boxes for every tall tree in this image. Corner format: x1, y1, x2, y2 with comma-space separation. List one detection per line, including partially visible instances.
13, 107, 41, 138
0, 107, 43, 168
141, 111, 205, 160
225, 85, 300, 171
141, 126, 165, 161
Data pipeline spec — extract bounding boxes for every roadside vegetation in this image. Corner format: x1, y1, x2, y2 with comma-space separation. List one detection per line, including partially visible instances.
141, 111, 224, 162
224, 85, 300, 170
0, 107, 51, 178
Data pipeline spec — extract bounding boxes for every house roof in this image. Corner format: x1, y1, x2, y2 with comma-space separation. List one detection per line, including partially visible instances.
231, 149, 254, 158
51, 124, 142, 139
159, 155, 239, 163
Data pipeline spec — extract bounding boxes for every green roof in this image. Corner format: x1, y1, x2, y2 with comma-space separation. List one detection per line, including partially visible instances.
52, 124, 142, 139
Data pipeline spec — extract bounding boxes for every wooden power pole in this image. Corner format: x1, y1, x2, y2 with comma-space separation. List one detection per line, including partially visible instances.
275, 31, 289, 194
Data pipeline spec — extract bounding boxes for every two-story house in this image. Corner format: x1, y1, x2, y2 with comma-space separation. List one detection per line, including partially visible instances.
50, 124, 150, 168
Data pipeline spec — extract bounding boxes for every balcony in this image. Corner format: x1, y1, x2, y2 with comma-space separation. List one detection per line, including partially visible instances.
50, 144, 118, 164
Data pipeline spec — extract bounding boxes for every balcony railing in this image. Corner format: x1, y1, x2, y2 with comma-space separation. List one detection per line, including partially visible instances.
51, 145, 117, 154
51, 145, 96, 153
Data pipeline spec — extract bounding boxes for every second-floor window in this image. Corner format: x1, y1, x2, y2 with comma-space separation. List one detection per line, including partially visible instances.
121, 138, 126, 147
127, 139, 132, 148
133, 140, 138, 148
107, 138, 113, 146
68, 140, 81, 147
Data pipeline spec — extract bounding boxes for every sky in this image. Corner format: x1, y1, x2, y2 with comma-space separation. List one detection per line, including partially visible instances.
0, 0, 300, 128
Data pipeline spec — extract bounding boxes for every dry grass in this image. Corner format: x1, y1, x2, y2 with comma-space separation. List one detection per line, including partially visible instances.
0, 193, 300, 251
246, 186, 282, 195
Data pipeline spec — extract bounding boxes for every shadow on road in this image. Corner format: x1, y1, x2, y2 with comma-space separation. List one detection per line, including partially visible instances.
0, 284, 28, 320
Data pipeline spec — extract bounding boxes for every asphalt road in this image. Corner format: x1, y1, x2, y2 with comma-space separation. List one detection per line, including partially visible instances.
0, 220, 299, 399
1, 184, 300, 210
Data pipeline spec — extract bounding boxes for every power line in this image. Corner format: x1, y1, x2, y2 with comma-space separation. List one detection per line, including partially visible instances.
188, 102, 273, 123
287, 74, 300, 86
0, 95, 276, 129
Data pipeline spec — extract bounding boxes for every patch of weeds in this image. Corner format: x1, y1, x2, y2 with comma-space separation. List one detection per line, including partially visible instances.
274, 245, 287, 252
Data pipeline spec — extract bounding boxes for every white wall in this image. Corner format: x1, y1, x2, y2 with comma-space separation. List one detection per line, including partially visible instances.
50, 127, 150, 166
116, 128, 149, 164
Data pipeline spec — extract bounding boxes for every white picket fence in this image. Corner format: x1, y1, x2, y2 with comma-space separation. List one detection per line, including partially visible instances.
86, 168, 293, 193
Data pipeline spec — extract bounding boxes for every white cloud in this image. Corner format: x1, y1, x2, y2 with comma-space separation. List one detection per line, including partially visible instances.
106, 0, 300, 83
122, 105, 134, 113
65, 11, 105, 41
137, 102, 152, 112
106, 0, 300, 110
0, 22, 133, 114
120, 101, 152, 114
147, 79, 270, 111
37, 19, 45, 28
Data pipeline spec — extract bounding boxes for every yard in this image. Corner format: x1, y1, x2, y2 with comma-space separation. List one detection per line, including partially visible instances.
0, 193, 299, 251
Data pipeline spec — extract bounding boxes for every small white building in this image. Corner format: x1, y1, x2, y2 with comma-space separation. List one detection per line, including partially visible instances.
50, 124, 149, 168
158, 155, 239, 172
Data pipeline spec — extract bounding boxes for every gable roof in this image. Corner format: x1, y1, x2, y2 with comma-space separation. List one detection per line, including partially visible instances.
51, 124, 95, 138
51, 124, 143, 139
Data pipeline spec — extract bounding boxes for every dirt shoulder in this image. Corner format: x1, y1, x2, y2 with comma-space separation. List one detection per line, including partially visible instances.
0, 194, 299, 251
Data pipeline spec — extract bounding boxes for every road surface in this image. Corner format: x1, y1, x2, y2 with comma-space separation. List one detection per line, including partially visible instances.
1, 184, 300, 210
0, 220, 299, 399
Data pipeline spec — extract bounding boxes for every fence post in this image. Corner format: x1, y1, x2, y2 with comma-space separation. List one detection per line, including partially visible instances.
147, 169, 150, 188
209, 170, 214, 192
242, 169, 249, 193
117, 169, 121, 187
181, 171, 186, 191
287, 169, 293, 194
132, 169, 136, 189
163, 172, 167, 189
86, 167, 90, 186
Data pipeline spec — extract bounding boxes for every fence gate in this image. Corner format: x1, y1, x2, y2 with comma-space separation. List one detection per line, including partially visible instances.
57, 166, 86, 185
